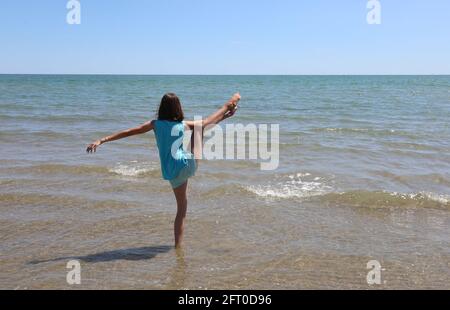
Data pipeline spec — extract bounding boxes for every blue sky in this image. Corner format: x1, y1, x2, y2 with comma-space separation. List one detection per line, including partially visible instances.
0, 0, 449, 74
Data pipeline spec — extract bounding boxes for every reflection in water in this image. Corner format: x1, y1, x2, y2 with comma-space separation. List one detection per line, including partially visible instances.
167, 248, 187, 289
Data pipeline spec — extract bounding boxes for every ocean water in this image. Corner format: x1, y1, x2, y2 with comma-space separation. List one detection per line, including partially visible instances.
0, 75, 449, 289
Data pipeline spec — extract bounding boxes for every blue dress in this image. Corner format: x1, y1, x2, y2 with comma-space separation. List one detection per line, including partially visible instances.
153, 120, 197, 188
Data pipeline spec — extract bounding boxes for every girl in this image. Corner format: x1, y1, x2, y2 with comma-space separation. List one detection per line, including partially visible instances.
86, 93, 241, 248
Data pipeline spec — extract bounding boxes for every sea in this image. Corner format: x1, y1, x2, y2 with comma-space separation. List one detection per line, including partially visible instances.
0, 75, 449, 289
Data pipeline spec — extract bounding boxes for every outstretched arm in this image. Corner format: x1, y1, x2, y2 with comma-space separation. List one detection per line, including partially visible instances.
86, 120, 155, 153
185, 93, 241, 130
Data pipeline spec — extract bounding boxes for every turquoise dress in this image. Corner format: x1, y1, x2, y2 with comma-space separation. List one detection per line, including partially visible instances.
154, 120, 197, 188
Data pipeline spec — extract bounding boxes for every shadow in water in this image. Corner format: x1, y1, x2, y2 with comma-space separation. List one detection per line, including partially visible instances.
28, 246, 173, 265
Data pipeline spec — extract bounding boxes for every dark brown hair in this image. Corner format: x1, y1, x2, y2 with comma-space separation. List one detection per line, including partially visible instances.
157, 93, 184, 122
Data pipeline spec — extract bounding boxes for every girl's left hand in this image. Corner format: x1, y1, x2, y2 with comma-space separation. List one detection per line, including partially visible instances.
86, 140, 102, 153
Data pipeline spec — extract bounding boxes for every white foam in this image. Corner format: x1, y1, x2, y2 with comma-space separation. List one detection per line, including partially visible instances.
109, 162, 158, 177
421, 192, 450, 204
387, 191, 450, 204
247, 173, 332, 199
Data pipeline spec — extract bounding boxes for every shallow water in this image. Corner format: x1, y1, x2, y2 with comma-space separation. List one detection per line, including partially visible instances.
1, 75, 449, 289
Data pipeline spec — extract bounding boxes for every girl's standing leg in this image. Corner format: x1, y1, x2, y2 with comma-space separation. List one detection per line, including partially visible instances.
173, 181, 188, 248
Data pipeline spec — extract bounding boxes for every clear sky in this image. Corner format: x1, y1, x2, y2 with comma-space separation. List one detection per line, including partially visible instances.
0, 0, 449, 75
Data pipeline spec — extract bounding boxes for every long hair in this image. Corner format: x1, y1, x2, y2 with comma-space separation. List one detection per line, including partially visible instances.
157, 93, 184, 122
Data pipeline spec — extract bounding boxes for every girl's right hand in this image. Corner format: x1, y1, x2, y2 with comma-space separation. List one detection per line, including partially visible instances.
86, 140, 102, 154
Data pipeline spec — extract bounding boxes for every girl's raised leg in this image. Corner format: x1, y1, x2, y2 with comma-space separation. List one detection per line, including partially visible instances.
190, 124, 204, 166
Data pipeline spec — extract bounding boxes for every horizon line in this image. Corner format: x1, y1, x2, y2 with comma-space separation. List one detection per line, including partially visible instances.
1, 73, 449, 76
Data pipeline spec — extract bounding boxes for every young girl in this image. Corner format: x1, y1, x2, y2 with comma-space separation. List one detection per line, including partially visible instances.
86, 93, 241, 248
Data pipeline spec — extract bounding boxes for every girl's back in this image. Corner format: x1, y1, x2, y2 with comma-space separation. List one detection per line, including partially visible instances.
153, 120, 191, 180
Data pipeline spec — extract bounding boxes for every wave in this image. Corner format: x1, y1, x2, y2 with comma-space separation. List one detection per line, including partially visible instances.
108, 161, 159, 177
318, 191, 450, 209
7, 161, 160, 178
246, 173, 332, 199
243, 173, 449, 209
